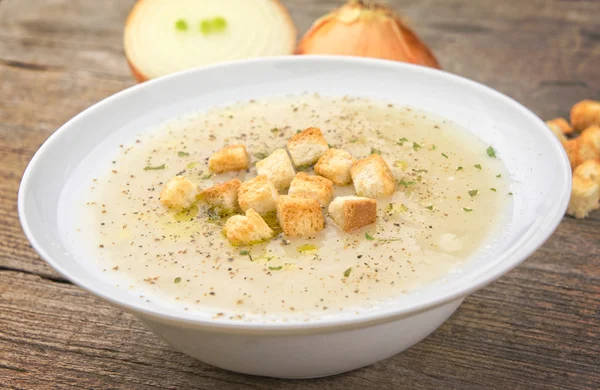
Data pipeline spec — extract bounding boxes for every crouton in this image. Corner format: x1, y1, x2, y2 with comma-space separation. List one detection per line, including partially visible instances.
567, 159, 600, 219
237, 175, 278, 214
314, 148, 355, 185
567, 176, 600, 219
201, 179, 241, 213
208, 144, 250, 173
288, 172, 334, 206
571, 100, 600, 132
546, 119, 568, 142
328, 196, 377, 232
256, 148, 295, 191
223, 209, 273, 246
159, 176, 199, 209
350, 154, 396, 198
564, 126, 600, 169
286, 127, 329, 166
276, 195, 325, 237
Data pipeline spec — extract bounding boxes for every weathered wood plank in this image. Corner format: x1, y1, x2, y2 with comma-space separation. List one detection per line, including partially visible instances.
0, 0, 599, 388
1, 271, 598, 389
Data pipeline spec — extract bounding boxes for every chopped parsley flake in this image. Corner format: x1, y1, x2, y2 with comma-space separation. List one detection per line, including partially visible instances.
425, 205, 434, 210
463, 207, 473, 212
431, 145, 437, 150
297, 244, 318, 253
394, 160, 408, 170
253, 152, 267, 160
270, 128, 279, 133
490, 188, 497, 192
496, 174, 502, 178
365, 232, 402, 242
456, 166, 464, 171
397, 137, 408, 145
365, 232, 374, 240
487, 146, 497, 158
474, 164, 482, 170
468, 189, 479, 197
178, 151, 190, 157
201, 173, 213, 180
413, 142, 422, 151
441, 153, 448, 159
143, 164, 166, 171
268, 266, 283, 271
398, 180, 416, 187
175, 19, 188, 31
239, 250, 249, 255
187, 162, 198, 169
344, 267, 352, 277
508, 192, 513, 195
174, 277, 181, 283
371, 148, 382, 155
413, 169, 428, 173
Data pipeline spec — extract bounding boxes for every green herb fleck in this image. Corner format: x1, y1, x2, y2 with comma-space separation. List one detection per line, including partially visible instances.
270, 127, 279, 133
178, 151, 190, 157
365, 233, 374, 241
297, 244, 318, 253
174, 277, 181, 283
397, 137, 408, 145
200, 19, 212, 35
175, 19, 188, 31
425, 205, 434, 210
350, 138, 358, 143
394, 160, 408, 170
413, 169, 428, 173
387, 203, 408, 214
143, 164, 166, 171
431, 144, 437, 151
365, 232, 402, 242
457, 166, 464, 171
296, 129, 302, 134
441, 153, 448, 159
468, 189, 479, 197
371, 148, 382, 155
398, 179, 416, 187
268, 265, 283, 271
508, 192, 513, 195
212, 16, 227, 31
253, 152, 267, 160
474, 164, 482, 170
201, 173, 213, 180
463, 207, 473, 212
487, 146, 496, 158
343, 267, 352, 277
239, 250, 249, 255
490, 188, 497, 192
412, 142, 422, 151
187, 162, 198, 169
496, 174, 502, 178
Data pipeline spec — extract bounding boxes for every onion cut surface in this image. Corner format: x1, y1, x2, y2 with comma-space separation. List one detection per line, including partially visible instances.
124, 0, 297, 82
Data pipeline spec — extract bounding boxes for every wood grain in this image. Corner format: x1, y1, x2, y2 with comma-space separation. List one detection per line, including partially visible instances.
0, 0, 599, 388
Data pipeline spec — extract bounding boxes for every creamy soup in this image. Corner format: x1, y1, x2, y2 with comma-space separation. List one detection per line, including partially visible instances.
76, 94, 512, 322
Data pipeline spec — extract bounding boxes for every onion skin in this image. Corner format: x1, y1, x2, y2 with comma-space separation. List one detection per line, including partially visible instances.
296, 0, 440, 69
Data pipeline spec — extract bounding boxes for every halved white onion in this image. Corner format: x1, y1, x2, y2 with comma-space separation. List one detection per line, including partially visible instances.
124, 0, 297, 82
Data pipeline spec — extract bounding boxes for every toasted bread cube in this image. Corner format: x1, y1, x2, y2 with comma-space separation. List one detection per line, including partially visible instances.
201, 179, 241, 213
288, 172, 334, 206
237, 175, 278, 214
571, 100, 600, 132
286, 127, 329, 166
314, 148, 355, 185
567, 175, 600, 219
328, 196, 377, 232
276, 195, 325, 237
223, 209, 273, 246
208, 144, 250, 173
350, 154, 396, 198
256, 148, 296, 191
159, 176, 199, 209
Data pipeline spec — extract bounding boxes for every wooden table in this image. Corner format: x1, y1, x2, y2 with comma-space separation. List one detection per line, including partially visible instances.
1, 0, 599, 388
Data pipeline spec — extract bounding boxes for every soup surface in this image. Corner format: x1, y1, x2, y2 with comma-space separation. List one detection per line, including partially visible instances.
74, 94, 512, 322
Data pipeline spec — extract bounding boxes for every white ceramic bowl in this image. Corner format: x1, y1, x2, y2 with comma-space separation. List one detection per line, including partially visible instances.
19, 56, 571, 379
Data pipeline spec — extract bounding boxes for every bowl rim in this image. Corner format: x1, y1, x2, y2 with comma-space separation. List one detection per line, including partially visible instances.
18, 55, 572, 331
